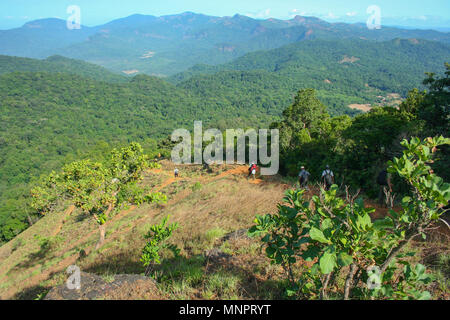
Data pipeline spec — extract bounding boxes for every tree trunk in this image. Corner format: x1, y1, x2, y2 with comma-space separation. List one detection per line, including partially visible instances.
95, 224, 106, 250
94, 203, 115, 250
344, 264, 358, 300
27, 215, 34, 226
321, 272, 333, 300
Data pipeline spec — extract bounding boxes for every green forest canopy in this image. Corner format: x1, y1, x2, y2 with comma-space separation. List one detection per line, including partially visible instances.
0, 52, 448, 243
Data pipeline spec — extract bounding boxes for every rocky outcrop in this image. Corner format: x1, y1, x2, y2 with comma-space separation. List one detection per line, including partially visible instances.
45, 272, 163, 300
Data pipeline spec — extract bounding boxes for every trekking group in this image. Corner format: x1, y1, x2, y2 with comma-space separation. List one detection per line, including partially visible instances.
298, 165, 335, 191
298, 165, 393, 206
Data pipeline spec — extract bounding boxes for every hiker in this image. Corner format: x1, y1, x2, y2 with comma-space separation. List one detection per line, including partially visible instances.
248, 163, 258, 180
298, 166, 310, 190
174, 168, 179, 178
377, 168, 393, 206
321, 165, 335, 191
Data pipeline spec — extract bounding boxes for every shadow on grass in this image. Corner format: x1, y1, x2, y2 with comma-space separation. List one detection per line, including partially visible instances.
76, 246, 286, 300
13, 283, 52, 300
153, 252, 286, 300
9, 243, 55, 273
82, 250, 144, 275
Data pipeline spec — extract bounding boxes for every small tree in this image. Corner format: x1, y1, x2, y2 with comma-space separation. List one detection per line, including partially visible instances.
31, 142, 166, 249
141, 215, 179, 277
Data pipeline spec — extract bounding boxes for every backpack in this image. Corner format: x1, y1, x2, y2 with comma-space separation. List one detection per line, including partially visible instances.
324, 170, 333, 185
377, 170, 388, 186
299, 171, 309, 183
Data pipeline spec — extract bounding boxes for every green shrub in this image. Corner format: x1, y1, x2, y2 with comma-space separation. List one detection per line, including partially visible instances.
250, 136, 449, 300
141, 215, 180, 277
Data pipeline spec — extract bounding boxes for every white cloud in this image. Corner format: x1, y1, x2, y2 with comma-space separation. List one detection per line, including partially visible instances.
290, 9, 308, 17
325, 12, 339, 19
245, 9, 272, 19
346, 12, 357, 17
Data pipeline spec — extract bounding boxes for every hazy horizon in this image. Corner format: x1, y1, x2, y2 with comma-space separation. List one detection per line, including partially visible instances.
1, 0, 449, 31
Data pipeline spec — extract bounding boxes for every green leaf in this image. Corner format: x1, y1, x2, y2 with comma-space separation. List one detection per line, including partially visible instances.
310, 227, 331, 244
357, 213, 372, 230
266, 246, 276, 257
319, 252, 337, 274
373, 217, 394, 230
338, 252, 353, 267
321, 218, 333, 231
417, 291, 432, 300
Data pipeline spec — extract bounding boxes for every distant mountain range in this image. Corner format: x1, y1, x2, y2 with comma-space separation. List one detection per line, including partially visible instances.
0, 12, 449, 76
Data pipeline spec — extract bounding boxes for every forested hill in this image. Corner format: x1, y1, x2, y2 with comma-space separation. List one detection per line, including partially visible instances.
1, 13, 449, 76
0, 55, 128, 83
0, 70, 283, 242
0, 60, 448, 244
172, 38, 450, 97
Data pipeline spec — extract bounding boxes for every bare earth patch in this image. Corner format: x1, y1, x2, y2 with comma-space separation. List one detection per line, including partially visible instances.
339, 55, 360, 64
348, 104, 371, 112
122, 70, 139, 75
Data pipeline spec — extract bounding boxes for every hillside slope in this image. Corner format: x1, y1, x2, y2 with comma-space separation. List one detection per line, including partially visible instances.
0, 162, 288, 299
0, 55, 128, 83
0, 161, 447, 300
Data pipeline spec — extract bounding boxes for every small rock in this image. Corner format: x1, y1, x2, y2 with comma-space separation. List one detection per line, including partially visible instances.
222, 229, 250, 242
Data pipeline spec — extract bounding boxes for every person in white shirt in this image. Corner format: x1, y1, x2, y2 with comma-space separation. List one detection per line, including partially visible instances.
298, 166, 311, 190
321, 165, 334, 191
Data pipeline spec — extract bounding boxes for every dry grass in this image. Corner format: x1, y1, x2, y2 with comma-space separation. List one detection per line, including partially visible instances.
0, 161, 448, 300
0, 162, 287, 299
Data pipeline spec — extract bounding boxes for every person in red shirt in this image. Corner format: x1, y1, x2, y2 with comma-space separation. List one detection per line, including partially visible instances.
248, 163, 258, 180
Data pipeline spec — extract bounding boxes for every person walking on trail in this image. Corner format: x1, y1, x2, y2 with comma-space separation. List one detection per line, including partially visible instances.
174, 168, 179, 178
248, 163, 258, 180
322, 165, 335, 191
298, 166, 311, 190
377, 168, 393, 206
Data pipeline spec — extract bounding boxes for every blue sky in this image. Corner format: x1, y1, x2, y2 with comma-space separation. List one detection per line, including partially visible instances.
1, 0, 449, 29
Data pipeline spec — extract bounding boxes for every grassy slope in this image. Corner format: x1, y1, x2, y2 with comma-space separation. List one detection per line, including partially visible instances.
0, 161, 448, 300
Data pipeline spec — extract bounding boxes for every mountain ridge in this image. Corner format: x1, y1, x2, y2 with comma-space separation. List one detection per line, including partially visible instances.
1, 12, 449, 76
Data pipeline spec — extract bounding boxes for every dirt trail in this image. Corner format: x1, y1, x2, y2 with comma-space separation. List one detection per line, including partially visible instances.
205, 165, 264, 184
153, 177, 177, 193
153, 165, 264, 193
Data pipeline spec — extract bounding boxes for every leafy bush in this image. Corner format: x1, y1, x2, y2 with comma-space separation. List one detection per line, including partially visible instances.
191, 182, 202, 192
249, 136, 449, 300
141, 215, 180, 277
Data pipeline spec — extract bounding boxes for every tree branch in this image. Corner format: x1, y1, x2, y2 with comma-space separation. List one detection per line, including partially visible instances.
380, 231, 418, 274
344, 264, 358, 300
